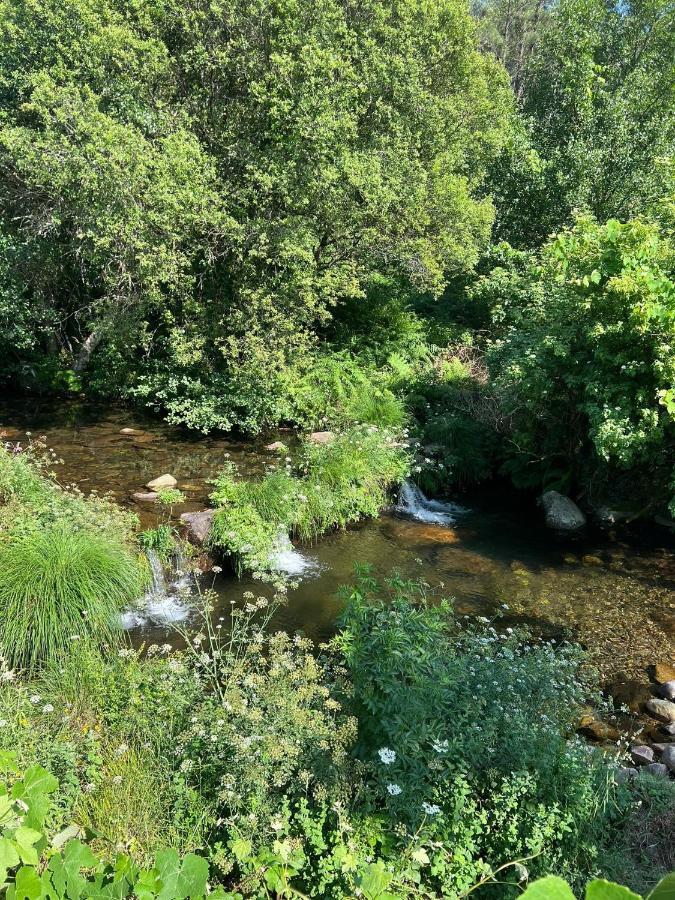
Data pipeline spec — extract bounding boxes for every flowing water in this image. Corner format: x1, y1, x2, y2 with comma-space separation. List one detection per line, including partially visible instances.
1, 398, 674, 721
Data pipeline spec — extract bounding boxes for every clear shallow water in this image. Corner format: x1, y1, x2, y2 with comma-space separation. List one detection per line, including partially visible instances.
1, 398, 674, 712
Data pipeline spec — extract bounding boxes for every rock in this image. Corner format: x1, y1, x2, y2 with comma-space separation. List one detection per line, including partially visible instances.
630, 744, 655, 766
655, 662, 675, 683
265, 441, 286, 451
578, 714, 620, 742
663, 723, 675, 736
645, 698, 675, 723
146, 473, 177, 490
581, 554, 603, 567
540, 491, 586, 531
657, 680, 675, 701
308, 431, 335, 445
661, 745, 675, 772
595, 506, 632, 526
644, 762, 669, 778
180, 509, 215, 546
615, 767, 638, 784
132, 491, 159, 502
119, 427, 137, 435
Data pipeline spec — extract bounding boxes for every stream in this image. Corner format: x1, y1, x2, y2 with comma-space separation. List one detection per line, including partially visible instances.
1, 398, 674, 729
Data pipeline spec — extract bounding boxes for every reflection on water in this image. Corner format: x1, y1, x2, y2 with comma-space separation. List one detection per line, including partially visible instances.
1, 398, 673, 696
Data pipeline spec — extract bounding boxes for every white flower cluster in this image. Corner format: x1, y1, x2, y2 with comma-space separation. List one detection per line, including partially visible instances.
378, 747, 396, 764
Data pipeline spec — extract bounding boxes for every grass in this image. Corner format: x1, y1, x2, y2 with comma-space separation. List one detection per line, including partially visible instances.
210, 426, 410, 574
0, 524, 148, 670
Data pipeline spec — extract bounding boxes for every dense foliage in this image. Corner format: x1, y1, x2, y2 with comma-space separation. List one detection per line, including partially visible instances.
1, 568, 671, 898
210, 427, 410, 575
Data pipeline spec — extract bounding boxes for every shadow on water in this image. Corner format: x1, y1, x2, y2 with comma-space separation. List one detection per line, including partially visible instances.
1, 398, 673, 697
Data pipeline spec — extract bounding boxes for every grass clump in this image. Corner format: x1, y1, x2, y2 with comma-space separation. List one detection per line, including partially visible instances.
0, 446, 148, 670
0, 525, 147, 670
209, 426, 410, 575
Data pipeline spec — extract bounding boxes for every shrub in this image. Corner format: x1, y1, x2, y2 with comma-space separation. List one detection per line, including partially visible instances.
0, 525, 147, 670
333, 569, 613, 894
476, 219, 675, 505
210, 427, 410, 574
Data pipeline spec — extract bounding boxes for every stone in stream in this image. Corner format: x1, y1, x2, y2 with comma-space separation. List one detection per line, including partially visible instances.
146, 473, 177, 490
645, 698, 675, 723
630, 744, 655, 766
655, 661, 675, 683
265, 441, 286, 451
133, 491, 159, 502
660, 745, 675, 772
119, 427, 137, 435
657, 680, 675, 701
540, 491, 586, 531
308, 431, 335, 445
180, 509, 215, 546
644, 762, 669, 778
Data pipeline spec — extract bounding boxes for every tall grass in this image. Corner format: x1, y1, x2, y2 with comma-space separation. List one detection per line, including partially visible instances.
0, 525, 147, 670
210, 426, 410, 574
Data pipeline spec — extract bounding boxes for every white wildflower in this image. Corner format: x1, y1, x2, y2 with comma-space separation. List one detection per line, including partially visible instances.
421, 802, 441, 815
387, 783, 402, 796
378, 747, 396, 765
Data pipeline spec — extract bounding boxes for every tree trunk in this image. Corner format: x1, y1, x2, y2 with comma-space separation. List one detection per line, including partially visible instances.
73, 328, 104, 372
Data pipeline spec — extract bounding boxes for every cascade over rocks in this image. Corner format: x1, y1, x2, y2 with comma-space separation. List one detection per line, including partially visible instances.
540, 491, 586, 531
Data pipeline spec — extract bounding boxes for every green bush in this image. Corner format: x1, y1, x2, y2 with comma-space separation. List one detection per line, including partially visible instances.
210, 427, 410, 575
475, 218, 675, 505
333, 569, 612, 894
0, 525, 147, 670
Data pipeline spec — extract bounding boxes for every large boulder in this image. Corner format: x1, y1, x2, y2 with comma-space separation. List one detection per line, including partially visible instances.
540, 491, 586, 531
180, 509, 215, 546
146, 473, 177, 490
646, 698, 675, 723
630, 744, 654, 766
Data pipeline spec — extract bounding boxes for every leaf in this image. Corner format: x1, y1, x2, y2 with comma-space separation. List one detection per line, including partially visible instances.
13, 827, 42, 865
520, 876, 577, 900
7, 864, 44, 900
0, 835, 21, 881
357, 861, 394, 899
176, 854, 209, 899
648, 874, 675, 900
586, 881, 642, 900
48, 839, 99, 899
230, 839, 252, 863
155, 849, 182, 899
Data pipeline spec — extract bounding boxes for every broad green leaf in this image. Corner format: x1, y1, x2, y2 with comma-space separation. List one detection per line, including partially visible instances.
586, 880, 642, 900
520, 876, 577, 900
230, 839, 252, 863
0, 835, 21, 881
155, 849, 181, 899
357, 861, 394, 899
177, 853, 209, 899
14, 827, 42, 865
648, 874, 675, 900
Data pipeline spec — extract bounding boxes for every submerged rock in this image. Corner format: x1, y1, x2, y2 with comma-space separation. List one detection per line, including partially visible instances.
655, 661, 675, 683
119, 427, 137, 435
645, 698, 675, 723
133, 491, 159, 502
180, 509, 215, 546
540, 491, 586, 531
146, 473, 177, 490
308, 431, 335, 444
265, 441, 286, 451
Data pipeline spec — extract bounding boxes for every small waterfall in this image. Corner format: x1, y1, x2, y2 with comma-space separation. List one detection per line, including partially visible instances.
396, 480, 467, 526
269, 530, 323, 578
121, 548, 193, 630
